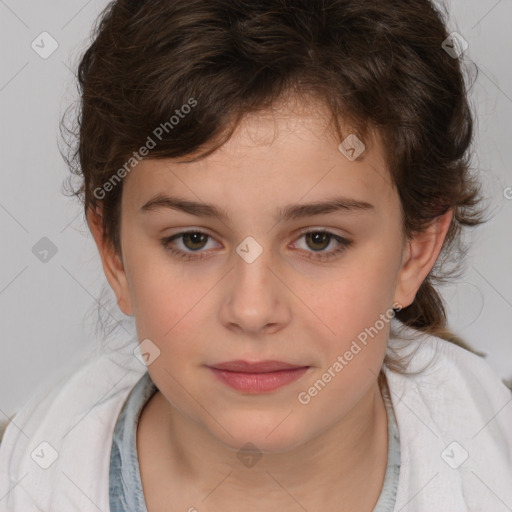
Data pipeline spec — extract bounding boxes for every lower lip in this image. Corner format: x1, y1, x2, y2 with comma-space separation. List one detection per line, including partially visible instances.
208, 367, 310, 393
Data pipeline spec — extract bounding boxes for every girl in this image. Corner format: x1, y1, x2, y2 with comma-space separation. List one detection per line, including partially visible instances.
1, 0, 511, 511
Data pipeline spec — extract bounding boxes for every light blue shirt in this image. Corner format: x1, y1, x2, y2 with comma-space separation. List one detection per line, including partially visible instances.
109, 371, 400, 511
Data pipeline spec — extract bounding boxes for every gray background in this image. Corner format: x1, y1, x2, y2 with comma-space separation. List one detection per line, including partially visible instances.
1, 0, 511, 418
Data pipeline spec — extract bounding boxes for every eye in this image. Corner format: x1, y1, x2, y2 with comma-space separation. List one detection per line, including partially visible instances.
290, 229, 352, 262
160, 229, 352, 262
161, 230, 219, 260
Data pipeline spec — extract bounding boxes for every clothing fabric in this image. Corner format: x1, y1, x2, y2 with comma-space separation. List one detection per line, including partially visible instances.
107, 369, 401, 511
1, 323, 511, 511
108, 371, 157, 512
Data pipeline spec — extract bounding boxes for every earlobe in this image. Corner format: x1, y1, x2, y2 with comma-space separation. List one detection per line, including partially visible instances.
394, 209, 453, 308
86, 206, 134, 316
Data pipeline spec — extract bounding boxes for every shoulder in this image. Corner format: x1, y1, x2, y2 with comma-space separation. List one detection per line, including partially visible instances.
383, 325, 512, 509
0, 341, 148, 511
1, 342, 147, 443
386, 325, 511, 395
385, 325, 512, 421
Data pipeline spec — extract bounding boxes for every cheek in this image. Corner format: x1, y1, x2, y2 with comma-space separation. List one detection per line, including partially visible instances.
297, 239, 401, 401
131, 275, 209, 349
295, 265, 394, 422
125, 244, 208, 349
316, 246, 401, 336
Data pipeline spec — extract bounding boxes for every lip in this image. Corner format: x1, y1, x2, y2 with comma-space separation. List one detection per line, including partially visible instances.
208, 360, 306, 373
206, 360, 310, 393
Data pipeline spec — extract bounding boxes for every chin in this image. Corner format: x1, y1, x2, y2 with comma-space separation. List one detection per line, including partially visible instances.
210, 415, 310, 455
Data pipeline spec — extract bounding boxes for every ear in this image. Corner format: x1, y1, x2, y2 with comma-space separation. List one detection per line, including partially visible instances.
87, 205, 134, 316
394, 209, 453, 308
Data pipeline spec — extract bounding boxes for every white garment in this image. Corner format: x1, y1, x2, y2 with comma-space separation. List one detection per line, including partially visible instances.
0, 327, 511, 512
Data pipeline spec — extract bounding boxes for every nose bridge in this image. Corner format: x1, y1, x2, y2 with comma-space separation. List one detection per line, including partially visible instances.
233, 234, 274, 303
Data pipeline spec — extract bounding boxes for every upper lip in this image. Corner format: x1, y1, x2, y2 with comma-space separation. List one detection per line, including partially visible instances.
208, 360, 308, 373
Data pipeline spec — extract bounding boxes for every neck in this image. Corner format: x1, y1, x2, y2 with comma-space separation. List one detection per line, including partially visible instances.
140, 376, 389, 511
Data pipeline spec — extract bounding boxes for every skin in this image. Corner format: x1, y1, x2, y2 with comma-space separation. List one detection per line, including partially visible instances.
88, 96, 452, 511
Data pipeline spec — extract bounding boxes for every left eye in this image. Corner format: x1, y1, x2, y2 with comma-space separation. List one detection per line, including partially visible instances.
293, 230, 345, 253
160, 229, 352, 261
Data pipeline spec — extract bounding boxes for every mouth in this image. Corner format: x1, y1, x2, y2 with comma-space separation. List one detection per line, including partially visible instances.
206, 360, 311, 393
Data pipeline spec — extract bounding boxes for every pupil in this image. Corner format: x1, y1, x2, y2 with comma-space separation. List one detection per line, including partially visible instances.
185, 233, 207, 250
307, 232, 329, 251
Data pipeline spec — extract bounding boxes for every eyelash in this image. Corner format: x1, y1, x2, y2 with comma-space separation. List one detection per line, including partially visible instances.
160, 229, 352, 262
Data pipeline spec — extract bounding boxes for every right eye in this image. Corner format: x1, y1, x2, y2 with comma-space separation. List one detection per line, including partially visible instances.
160, 230, 220, 261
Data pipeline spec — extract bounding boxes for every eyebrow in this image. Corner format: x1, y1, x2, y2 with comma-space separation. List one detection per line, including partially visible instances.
139, 193, 375, 222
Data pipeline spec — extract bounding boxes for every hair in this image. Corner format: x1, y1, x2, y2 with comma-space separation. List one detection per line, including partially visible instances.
62, 0, 487, 372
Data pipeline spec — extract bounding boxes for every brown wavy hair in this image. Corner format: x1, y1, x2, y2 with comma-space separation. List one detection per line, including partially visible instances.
62, 0, 486, 369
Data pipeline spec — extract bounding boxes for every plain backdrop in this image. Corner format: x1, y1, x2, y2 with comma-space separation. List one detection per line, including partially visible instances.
1, 0, 511, 418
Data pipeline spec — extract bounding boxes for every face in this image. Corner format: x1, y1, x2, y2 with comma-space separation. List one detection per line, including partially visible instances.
90, 98, 449, 453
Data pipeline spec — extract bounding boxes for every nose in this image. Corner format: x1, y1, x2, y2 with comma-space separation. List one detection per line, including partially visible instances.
219, 238, 291, 336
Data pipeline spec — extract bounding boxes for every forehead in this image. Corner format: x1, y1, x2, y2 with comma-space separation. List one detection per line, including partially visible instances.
122, 100, 396, 219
